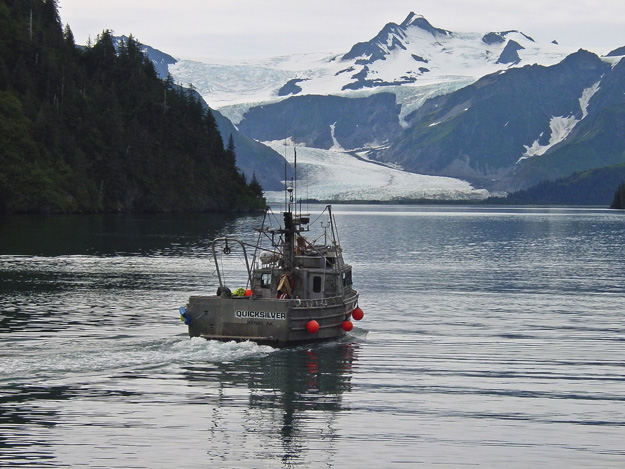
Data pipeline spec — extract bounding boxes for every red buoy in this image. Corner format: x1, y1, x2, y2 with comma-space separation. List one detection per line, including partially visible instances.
341, 320, 353, 332
352, 307, 364, 321
306, 320, 319, 334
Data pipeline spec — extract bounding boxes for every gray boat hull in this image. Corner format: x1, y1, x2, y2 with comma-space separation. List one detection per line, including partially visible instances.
187, 292, 359, 346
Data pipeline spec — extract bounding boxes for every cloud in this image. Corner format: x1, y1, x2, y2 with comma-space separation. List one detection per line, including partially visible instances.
58, 0, 625, 60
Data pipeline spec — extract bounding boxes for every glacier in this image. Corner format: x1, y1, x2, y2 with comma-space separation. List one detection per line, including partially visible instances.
262, 141, 489, 203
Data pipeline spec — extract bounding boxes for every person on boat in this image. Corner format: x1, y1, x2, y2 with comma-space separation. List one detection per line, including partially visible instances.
277, 274, 294, 299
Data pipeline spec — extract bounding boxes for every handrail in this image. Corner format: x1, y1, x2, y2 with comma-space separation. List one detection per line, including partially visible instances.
210, 237, 253, 288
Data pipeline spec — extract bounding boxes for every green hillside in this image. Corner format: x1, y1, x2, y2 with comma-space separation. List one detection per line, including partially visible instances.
0, 0, 264, 213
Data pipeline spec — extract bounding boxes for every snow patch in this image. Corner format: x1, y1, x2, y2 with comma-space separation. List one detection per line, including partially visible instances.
521, 115, 578, 159
329, 123, 345, 151
580, 81, 600, 118
519, 81, 601, 162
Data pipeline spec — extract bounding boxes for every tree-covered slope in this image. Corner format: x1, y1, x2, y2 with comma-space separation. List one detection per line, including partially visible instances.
0, 0, 264, 213
489, 163, 625, 206
610, 180, 625, 209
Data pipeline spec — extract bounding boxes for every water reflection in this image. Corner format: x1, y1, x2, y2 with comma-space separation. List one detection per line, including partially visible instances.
0, 212, 263, 257
181, 340, 359, 466
0, 212, 264, 336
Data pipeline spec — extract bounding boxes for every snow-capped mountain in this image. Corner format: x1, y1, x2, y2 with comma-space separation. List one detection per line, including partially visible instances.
170, 13, 571, 120
162, 13, 625, 202
337, 13, 558, 92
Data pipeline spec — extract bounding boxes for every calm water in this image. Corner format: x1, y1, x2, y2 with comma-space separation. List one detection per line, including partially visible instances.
1, 206, 624, 468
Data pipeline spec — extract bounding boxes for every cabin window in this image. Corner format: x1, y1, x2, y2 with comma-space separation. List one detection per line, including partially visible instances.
342, 270, 352, 286
313, 276, 322, 293
261, 273, 271, 288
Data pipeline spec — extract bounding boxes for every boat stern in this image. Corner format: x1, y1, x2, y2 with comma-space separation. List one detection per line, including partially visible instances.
185, 295, 292, 344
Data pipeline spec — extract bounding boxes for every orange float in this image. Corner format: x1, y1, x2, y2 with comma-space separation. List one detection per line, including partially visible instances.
306, 320, 320, 334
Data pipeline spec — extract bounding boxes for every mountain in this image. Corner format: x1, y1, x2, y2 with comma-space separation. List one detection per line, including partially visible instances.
342, 13, 452, 63
120, 37, 288, 191
336, 13, 546, 92
377, 48, 625, 195
378, 49, 615, 191
164, 13, 625, 203
170, 12, 569, 115
211, 109, 289, 190
606, 46, 625, 57
237, 93, 403, 150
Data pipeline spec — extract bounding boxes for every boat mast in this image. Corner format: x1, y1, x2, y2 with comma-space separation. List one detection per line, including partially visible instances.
283, 207, 295, 268
284, 145, 296, 268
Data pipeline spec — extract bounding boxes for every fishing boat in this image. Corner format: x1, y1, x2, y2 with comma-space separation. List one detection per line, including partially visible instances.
179, 196, 364, 346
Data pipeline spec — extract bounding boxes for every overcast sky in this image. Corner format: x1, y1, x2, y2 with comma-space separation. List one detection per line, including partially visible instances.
58, 1, 625, 61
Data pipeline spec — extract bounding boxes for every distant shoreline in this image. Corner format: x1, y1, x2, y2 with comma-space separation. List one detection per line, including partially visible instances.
286, 198, 611, 208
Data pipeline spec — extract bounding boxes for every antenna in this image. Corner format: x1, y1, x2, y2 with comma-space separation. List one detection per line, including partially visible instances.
294, 146, 297, 213
283, 135, 288, 212
284, 159, 287, 213
283, 120, 288, 213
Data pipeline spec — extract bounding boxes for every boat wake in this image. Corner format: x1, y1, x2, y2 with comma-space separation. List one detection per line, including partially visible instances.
0, 336, 276, 385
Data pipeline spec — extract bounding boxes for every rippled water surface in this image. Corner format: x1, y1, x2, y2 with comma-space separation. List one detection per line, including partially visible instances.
1, 206, 624, 467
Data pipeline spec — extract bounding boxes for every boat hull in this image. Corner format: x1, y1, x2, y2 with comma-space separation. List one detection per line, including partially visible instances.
186, 293, 359, 346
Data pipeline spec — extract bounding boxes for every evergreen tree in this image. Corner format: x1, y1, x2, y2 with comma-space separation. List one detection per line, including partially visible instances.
226, 133, 236, 165
249, 172, 264, 198
610, 181, 625, 209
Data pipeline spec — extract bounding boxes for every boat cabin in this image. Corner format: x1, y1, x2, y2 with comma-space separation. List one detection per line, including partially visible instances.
251, 239, 354, 301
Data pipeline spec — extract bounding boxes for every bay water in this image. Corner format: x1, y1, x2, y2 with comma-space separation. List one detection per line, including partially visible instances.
1, 205, 624, 467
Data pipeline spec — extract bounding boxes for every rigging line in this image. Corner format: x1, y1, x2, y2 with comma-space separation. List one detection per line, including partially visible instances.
265, 206, 282, 229
328, 206, 341, 249
308, 205, 330, 226
250, 208, 268, 269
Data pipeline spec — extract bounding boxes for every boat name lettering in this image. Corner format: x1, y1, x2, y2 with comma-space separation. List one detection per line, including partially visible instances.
235, 310, 286, 320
